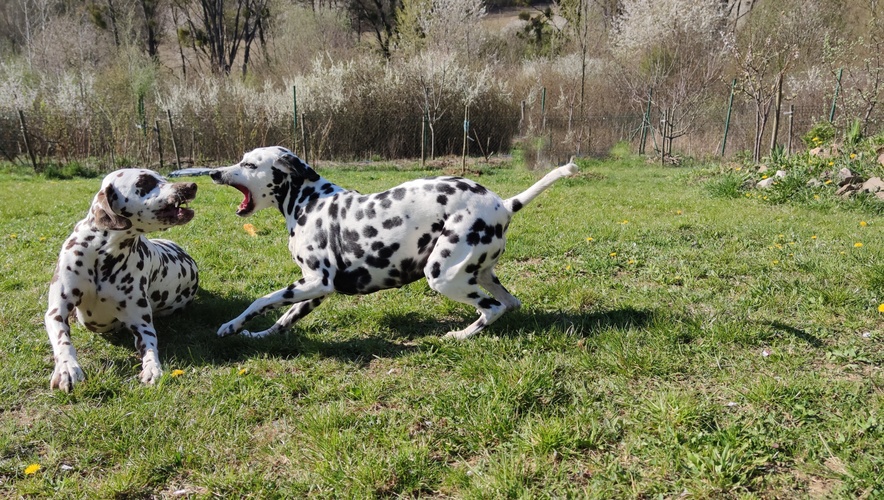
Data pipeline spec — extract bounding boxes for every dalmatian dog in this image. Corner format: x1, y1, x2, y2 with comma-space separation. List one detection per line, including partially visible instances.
182, 146, 576, 340
44, 169, 199, 391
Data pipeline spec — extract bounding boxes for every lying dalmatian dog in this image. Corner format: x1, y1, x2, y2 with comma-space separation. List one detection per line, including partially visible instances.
44, 169, 199, 391
177, 146, 577, 339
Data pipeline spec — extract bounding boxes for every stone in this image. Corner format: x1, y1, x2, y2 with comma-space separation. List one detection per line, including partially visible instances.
806, 179, 822, 188
757, 165, 769, 173
861, 177, 884, 193
836, 184, 859, 198
836, 167, 855, 182
757, 177, 776, 189
775, 170, 787, 179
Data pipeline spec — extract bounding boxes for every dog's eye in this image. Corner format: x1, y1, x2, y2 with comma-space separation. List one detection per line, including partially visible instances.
241, 162, 257, 169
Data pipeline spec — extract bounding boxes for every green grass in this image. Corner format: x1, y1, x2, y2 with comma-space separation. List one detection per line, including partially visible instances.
2, 157, 883, 497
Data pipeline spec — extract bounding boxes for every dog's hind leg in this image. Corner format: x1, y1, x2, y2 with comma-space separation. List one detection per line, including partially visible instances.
241, 297, 326, 338
425, 254, 509, 340
477, 270, 521, 312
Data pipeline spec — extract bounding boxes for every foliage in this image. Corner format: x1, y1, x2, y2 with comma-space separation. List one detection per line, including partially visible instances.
802, 121, 836, 148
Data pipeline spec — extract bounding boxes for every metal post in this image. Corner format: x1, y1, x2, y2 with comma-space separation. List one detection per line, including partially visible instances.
155, 119, 164, 170
167, 109, 181, 169
292, 85, 298, 152
640, 88, 652, 155
17, 110, 39, 172
300, 112, 308, 165
462, 104, 469, 174
721, 78, 736, 157
540, 87, 547, 132
786, 104, 794, 154
421, 109, 428, 168
829, 68, 843, 123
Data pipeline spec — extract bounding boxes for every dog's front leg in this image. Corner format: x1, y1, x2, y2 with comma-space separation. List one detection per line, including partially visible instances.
44, 275, 86, 391
125, 318, 163, 385
218, 277, 332, 337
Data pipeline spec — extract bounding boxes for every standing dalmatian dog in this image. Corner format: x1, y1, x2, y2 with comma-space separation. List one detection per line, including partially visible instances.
44, 169, 199, 391
180, 146, 576, 339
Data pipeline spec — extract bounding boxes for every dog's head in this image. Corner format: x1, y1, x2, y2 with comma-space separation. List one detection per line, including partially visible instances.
91, 169, 197, 232
209, 146, 319, 217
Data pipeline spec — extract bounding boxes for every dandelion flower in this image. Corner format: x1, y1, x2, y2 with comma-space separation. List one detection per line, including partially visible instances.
628, 259, 635, 265
812, 235, 818, 239
855, 242, 864, 248
825, 179, 833, 184
24, 464, 41, 475
243, 224, 258, 237
878, 304, 884, 313
814, 195, 820, 200
9, 234, 17, 239
170, 369, 185, 378
565, 265, 572, 270
676, 210, 683, 215
761, 175, 769, 179
39, 236, 47, 242
586, 237, 593, 242
619, 220, 629, 225
772, 260, 779, 265
238, 368, 248, 376
609, 252, 617, 257
861, 221, 868, 227
850, 153, 857, 159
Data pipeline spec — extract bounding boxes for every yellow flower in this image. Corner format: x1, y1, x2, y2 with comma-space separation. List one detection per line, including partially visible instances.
813, 136, 820, 142
735, 167, 742, 171
39, 236, 47, 242
9, 234, 17, 239
24, 464, 41, 475
878, 304, 884, 313
850, 153, 857, 159
761, 175, 769, 179
586, 237, 593, 242
628, 259, 635, 265
619, 220, 629, 224
814, 195, 820, 200
170, 369, 185, 378
243, 223, 258, 237
609, 252, 617, 257
855, 242, 864, 248
828, 161, 834, 166
565, 265, 572, 270
676, 210, 683, 215
772, 260, 779, 265
812, 235, 818, 239
238, 368, 248, 376
861, 221, 868, 227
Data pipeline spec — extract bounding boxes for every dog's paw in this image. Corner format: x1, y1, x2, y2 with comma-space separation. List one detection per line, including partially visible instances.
50, 362, 85, 392
444, 330, 471, 340
139, 363, 163, 385
217, 321, 240, 337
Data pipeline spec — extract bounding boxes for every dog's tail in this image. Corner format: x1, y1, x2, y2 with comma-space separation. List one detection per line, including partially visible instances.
504, 158, 579, 214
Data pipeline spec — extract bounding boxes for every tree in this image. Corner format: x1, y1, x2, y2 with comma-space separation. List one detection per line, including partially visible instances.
611, 0, 730, 160
175, 0, 270, 76
348, 0, 399, 58
730, 0, 826, 162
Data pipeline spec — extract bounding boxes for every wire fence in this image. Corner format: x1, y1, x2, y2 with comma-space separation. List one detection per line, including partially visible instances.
0, 86, 877, 173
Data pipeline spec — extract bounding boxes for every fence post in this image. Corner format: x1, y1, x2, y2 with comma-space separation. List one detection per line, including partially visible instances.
462, 104, 469, 174
785, 104, 794, 154
155, 119, 164, 170
540, 87, 547, 132
17, 110, 39, 173
721, 78, 736, 157
300, 112, 308, 165
166, 109, 181, 169
421, 109, 428, 168
829, 68, 843, 123
519, 100, 525, 136
640, 88, 652, 155
292, 85, 298, 153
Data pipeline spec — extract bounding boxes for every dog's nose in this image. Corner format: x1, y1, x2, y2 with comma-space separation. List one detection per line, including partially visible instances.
210, 170, 222, 182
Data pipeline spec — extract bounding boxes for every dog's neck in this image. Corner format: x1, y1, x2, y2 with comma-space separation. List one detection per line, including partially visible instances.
274, 174, 346, 226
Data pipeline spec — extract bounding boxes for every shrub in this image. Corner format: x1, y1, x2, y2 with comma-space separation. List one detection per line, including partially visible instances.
802, 121, 836, 148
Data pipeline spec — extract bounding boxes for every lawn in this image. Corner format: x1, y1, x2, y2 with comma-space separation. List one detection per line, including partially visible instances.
1, 156, 882, 497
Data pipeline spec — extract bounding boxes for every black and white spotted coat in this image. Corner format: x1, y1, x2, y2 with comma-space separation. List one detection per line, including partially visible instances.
44, 169, 199, 391
200, 146, 577, 340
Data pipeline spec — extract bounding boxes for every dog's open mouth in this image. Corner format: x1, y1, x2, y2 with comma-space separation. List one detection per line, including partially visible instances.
157, 197, 195, 225
232, 184, 255, 216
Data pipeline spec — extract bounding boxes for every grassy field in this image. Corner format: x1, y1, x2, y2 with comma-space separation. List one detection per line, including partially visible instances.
1, 156, 883, 497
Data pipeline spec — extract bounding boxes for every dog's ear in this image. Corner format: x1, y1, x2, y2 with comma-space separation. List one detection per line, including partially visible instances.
275, 153, 320, 182
92, 184, 132, 231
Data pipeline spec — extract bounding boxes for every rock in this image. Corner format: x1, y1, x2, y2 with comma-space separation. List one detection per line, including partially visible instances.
757, 177, 776, 189
757, 165, 769, 173
837, 168, 855, 182
876, 191, 884, 201
840, 175, 864, 187
775, 170, 787, 179
807, 179, 823, 188
836, 184, 860, 198
861, 177, 884, 193
878, 152, 884, 167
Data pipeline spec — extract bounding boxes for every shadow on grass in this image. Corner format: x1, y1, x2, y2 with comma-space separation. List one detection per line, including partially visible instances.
761, 320, 824, 348
150, 288, 663, 369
